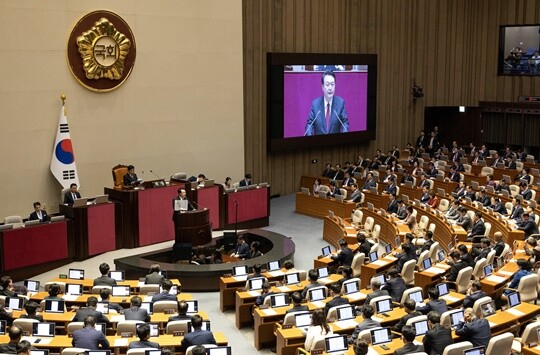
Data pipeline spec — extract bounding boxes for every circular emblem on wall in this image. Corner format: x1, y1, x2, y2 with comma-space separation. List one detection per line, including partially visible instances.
67, 10, 136, 92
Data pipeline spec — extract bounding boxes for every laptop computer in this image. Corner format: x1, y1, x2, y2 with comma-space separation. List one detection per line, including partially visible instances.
30, 351, 49, 355
437, 250, 446, 262
480, 300, 497, 317
270, 294, 290, 308
463, 346, 486, 355
232, 265, 248, 277
321, 246, 332, 257
343, 280, 359, 295
317, 267, 330, 279
206, 347, 232, 355
369, 251, 378, 263
24, 280, 40, 293
247, 277, 265, 291
24, 220, 40, 227
308, 288, 326, 302
267, 260, 281, 272
412, 319, 429, 336
96, 302, 109, 314
73, 198, 89, 207
284, 272, 300, 285
507, 292, 521, 308
408, 290, 424, 303
436, 283, 450, 297
186, 300, 198, 314
94, 195, 109, 204
483, 264, 493, 277
294, 312, 312, 329
95, 323, 106, 335
32, 322, 55, 337
448, 310, 464, 328
68, 268, 85, 280
370, 327, 392, 345
336, 306, 355, 321
140, 302, 153, 315
375, 299, 392, 314
422, 258, 432, 271
325, 334, 349, 353
109, 271, 125, 282
44, 300, 65, 313
372, 274, 386, 286
5, 297, 23, 311
112, 285, 130, 297
50, 215, 65, 222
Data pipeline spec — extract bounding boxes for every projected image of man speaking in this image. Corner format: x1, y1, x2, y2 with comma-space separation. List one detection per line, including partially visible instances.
304, 70, 349, 136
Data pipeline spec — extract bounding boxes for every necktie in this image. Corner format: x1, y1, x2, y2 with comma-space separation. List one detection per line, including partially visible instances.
325, 103, 330, 131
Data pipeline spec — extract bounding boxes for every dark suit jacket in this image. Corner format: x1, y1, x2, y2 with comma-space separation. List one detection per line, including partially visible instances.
387, 200, 399, 214
64, 191, 81, 205
423, 324, 453, 355
385, 184, 397, 195
517, 220, 540, 237
365, 289, 390, 306
393, 311, 422, 333
73, 308, 109, 324
323, 296, 349, 316
396, 253, 416, 274
446, 260, 468, 283
349, 189, 362, 203
72, 327, 109, 350
181, 329, 217, 347
382, 278, 407, 302
29, 210, 50, 222
510, 205, 524, 220
93, 276, 117, 287
19, 314, 44, 322
305, 96, 349, 135
145, 272, 165, 285
285, 305, 309, 314
417, 299, 448, 315
168, 314, 191, 322
394, 343, 424, 355
239, 179, 252, 187
493, 202, 507, 215
151, 292, 177, 303
123, 173, 139, 187
455, 318, 491, 348
235, 242, 250, 259
330, 247, 354, 267
123, 306, 150, 322
128, 340, 160, 349
462, 290, 487, 309
100, 300, 123, 313
469, 220, 486, 237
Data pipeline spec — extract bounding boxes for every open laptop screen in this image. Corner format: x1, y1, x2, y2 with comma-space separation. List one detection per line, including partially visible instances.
248, 277, 265, 291
422, 257, 432, 270
412, 319, 429, 336
508, 292, 521, 308
336, 306, 355, 320
408, 290, 423, 303
206, 347, 232, 355
186, 300, 198, 314
232, 265, 248, 276
96, 302, 109, 314
308, 288, 326, 302
463, 346, 485, 355
343, 280, 359, 294
294, 312, 311, 328
24, 280, 40, 292
449, 310, 464, 328
65, 283, 83, 296
68, 268, 85, 280
321, 246, 331, 257
436, 283, 450, 297
112, 286, 130, 297
140, 302, 153, 315
325, 334, 348, 353
375, 299, 392, 314
270, 294, 290, 308
5, 297, 23, 311
32, 322, 55, 337
284, 272, 300, 285
317, 267, 329, 278
369, 251, 378, 262
109, 271, 125, 282
371, 327, 392, 345
267, 260, 281, 271
44, 300, 65, 313
481, 301, 497, 317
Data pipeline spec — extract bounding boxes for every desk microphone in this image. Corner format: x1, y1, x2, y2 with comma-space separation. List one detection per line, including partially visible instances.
333, 110, 348, 132
304, 110, 321, 136
149, 170, 164, 180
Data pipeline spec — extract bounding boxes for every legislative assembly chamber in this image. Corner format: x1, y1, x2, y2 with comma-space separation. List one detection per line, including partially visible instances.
1, 1, 540, 355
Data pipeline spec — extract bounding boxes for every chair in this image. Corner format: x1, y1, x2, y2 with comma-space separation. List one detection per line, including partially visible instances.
429, 242, 441, 261
232, 182, 240, 189
116, 320, 144, 335
263, 292, 288, 307
166, 320, 190, 334
91, 285, 112, 294
297, 270, 308, 281
66, 322, 84, 334
339, 188, 347, 197
12, 318, 39, 334
405, 315, 427, 327
512, 321, 540, 353
505, 202, 513, 214
306, 287, 327, 302
170, 172, 188, 181
459, 173, 465, 182
472, 296, 492, 315
471, 258, 487, 280
352, 209, 363, 227
358, 327, 383, 343
484, 222, 491, 237
400, 287, 423, 304
283, 311, 310, 325
509, 184, 520, 197
44, 281, 65, 293
112, 164, 129, 189
139, 284, 160, 295
351, 253, 365, 278
441, 341, 473, 355
370, 243, 379, 253
454, 266, 473, 293
417, 250, 430, 270
509, 274, 539, 303
340, 278, 360, 295
371, 224, 381, 242
485, 332, 513, 355
401, 259, 417, 286
463, 164, 472, 174
61, 348, 90, 355
480, 167, 493, 177
516, 161, 524, 172
153, 300, 179, 313
438, 199, 449, 212
3, 216, 22, 224
359, 217, 374, 234
186, 345, 217, 355
485, 249, 496, 268
127, 348, 162, 355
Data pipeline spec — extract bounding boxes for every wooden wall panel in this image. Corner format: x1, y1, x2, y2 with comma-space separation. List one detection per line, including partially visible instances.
243, 0, 540, 196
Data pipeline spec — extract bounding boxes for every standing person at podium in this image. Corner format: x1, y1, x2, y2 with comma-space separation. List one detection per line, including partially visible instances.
172, 188, 194, 213
123, 165, 140, 187
63, 183, 81, 205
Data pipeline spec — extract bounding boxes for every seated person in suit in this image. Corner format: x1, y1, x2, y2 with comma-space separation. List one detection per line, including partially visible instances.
0, 276, 19, 298
128, 323, 160, 349
19, 301, 43, 322
323, 283, 349, 316
524, 236, 540, 264
98, 288, 123, 313
467, 211, 486, 242
462, 281, 487, 309
455, 307, 491, 348
44, 283, 62, 301
364, 277, 389, 306
342, 172, 354, 187
327, 181, 342, 198
423, 311, 453, 355
357, 233, 372, 256
15, 340, 31, 355
63, 183, 81, 205
350, 305, 380, 342
473, 238, 492, 262
73, 296, 110, 324
445, 251, 468, 282
416, 287, 448, 315
239, 173, 252, 187
181, 314, 216, 348
447, 166, 461, 182
301, 269, 322, 301
395, 326, 424, 355
151, 279, 177, 303
28, 202, 50, 223
491, 196, 507, 215
395, 243, 416, 274
0, 305, 14, 326
248, 241, 263, 259
330, 239, 354, 267
145, 264, 165, 285
168, 300, 191, 321
0, 325, 21, 354
457, 244, 474, 267
383, 177, 397, 195
247, 264, 264, 280
348, 183, 363, 203
504, 259, 532, 296
124, 296, 151, 322
72, 316, 110, 350
362, 172, 377, 190
381, 268, 406, 302
517, 212, 540, 238
393, 299, 421, 333
93, 262, 117, 287
337, 266, 353, 286
231, 236, 249, 259
455, 207, 473, 232
387, 193, 398, 214
255, 282, 277, 306
420, 186, 431, 203
420, 231, 435, 254
123, 165, 140, 187
286, 292, 309, 314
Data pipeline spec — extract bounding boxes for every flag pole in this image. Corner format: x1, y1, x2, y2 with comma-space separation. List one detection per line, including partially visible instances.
60, 94, 66, 114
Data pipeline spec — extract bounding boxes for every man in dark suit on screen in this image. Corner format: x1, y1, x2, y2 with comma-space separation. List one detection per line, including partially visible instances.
305, 71, 349, 136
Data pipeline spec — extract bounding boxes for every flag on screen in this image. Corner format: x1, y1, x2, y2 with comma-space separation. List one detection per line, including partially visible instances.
50, 103, 79, 189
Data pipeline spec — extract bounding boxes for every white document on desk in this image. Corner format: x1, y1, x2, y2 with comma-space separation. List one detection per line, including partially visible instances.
427, 267, 447, 274
114, 338, 129, 347
262, 308, 277, 316
248, 291, 261, 297
347, 292, 366, 301
334, 319, 358, 329
311, 301, 325, 308
486, 275, 507, 283
505, 308, 525, 316
370, 260, 388, 266
277, 286, 291, 292
110, 315, 125, 322
267, 270, 285, 277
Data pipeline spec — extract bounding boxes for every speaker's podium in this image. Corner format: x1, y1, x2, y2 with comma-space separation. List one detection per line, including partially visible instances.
172, 208, 212, 261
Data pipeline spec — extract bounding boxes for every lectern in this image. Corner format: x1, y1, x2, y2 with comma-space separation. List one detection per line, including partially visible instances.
172, 209, 212, 260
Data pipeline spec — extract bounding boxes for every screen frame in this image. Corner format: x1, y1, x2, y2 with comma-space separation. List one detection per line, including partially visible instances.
267, 52, 377, 151
497, 24, 540, 76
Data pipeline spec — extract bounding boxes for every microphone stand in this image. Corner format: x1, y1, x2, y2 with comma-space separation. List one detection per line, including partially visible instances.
234, 200, 239, 237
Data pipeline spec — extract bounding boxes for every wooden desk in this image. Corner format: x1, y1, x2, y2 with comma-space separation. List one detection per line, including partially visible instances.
46, 278, 181, 293
360, 256, 398, 290
415, 263, 451, 292
300, 175, 331, 190
29, 292, 192, 306
486, 303, 540, 335
295, 192, 356, 219
363, 191, 390, 210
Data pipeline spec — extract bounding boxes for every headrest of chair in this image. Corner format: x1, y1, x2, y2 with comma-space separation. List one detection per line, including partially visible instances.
112, 164, 129, 189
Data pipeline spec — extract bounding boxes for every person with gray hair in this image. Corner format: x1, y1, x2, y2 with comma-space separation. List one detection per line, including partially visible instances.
364, 277, 389, 305
455, 307, 491, 348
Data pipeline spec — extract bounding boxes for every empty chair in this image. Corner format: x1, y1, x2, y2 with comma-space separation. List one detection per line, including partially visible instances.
66, 321, 84, 334
166, 320, 190, 334
510, 274, 539, 303
485, 332, 513, 355
170, 172, 188, 181
454, 266, 473, 293
153, 301, 178, 313
400, 287, 423, 304
139, 284, 160, 295
441, 341, 474, 355
352, 209, 363, 227
3, 215, 22, 224
428, 242, 441, 261
91, 285, 112, 294
12, 318, 39, 334
512, 321, 540, 353
371, 224, 381, 242
401, 260, 417, 286
186, 345, 217, 355
359, 216, 374, 234
484, 222, 491, 237
61, 348, 90, 355
472, 258, 487, 280
418, 215, 429, 231
438, 199, 449, 212
480, 167, 493, 176
297, 270, 308, 281
509, 184, 519, 196
116, 320, 144, 335
485, 249, 496, 268
351, 253, 365, 278
505, 202, 513, 214
463, 164, 472, 174
472, 296, 493, 315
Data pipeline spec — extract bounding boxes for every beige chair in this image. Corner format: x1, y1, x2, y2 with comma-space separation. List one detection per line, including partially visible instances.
318, 185, 330, 194
283, 311, 310, 325
12, 318, 39, 334
44, 282, 65, 293
485, 332, 513, 355
471, 258, 487, 280
61, 348, 90, 355
417, 215, 429, 231
3, 215, 22, 224
505, 202, 513, 214
352, 209, 363, 227
351, 253, 365, 278
512, 321, 540, 353
417, 250, 430, 270
339, 188, 347, 197
326, 304, 352, 322
441, 341, 473, 355
139, 284, 159, 295
66, 321, 84, 335
401, 259, 417, 286
371, 224, 381, 242
369, 295, 393, 312
166, 320, 190, 334
454, 266, 473, 294
484, 222, 492, 237
297, 270, 308, 281
186, 345, 217, 355
516, 161, 524, 172
509, 184, 520, 197
480, 166, 494, 176
485, 249, 496, 268
400, 287, 423, 304
116, 320, 144, 335
359, 216, 374, 234
153, 300, 178, 313
340, 278, 360, 295
127, 348, 161, 355
438, 199, 449, 212
263, 292, 288, 307
405, 314, 427, 327
472, 296, 492, 315
463, 164, 472, 174
428, 242, 441, 261
91, 285, 112, 294
507, 274, 539, 303
358, 327, 383, 343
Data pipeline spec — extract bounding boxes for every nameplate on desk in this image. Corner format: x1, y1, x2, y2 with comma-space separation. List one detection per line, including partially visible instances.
173, 331, 184, 336
282, 324, 293, 329
311, 350, 323, 355
165, 309, 175, 314
121, 332, 133, 338
223, 273, 232, 278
